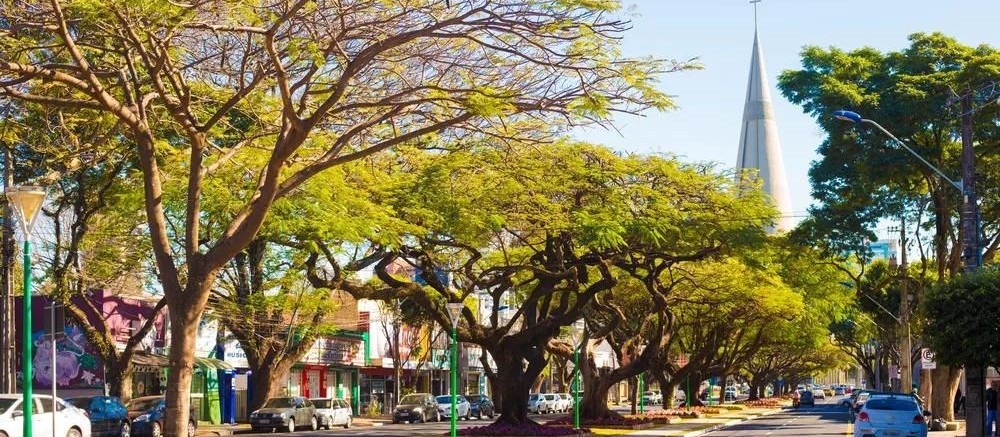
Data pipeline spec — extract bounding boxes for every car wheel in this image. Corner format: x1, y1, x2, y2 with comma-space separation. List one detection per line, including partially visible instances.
120, 421, 131, 437
187, 421, 196, 437
344, 416, 352, 429
310, 416, 318, 431
151, 422, 163, 437
66, 428, 83, 437
286, 418, 295, 433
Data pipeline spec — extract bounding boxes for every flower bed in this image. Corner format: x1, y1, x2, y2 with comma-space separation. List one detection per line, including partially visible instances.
735, 398, 787, 408
624, 414, 681, 425
456, 424, 593, 436
547, 417, 657, 429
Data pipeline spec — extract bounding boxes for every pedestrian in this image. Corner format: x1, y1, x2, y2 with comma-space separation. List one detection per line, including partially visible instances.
987, 381, 998, 436
954, 387, 965, 416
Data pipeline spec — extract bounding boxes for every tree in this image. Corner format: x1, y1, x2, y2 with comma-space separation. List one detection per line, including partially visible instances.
778, 32, 1000, 416
1, 1, 671, 433
0, 103, 159, 402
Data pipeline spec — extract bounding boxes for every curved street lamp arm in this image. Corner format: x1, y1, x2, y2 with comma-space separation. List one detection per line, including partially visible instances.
860, 119, 963, 192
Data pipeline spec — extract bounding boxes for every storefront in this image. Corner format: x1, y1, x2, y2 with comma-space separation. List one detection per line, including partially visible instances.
288, 334, 364, 414
130, 351, 234, 424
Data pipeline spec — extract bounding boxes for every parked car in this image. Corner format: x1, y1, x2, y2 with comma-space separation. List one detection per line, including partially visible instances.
0, 394, 91, 437
310, 397, 352, 429
465, 394, 495, 419
812, 388, 826, 399
834, 386, 846, 396
392, 393, 440, 424
641, 391, 662, 405
545, 394, 563, 412
128, 395, 198, 437
248, 396, 318, 432
527, 393, 554, 414
557, 393, 574, 412
436, 395, 471, 420
797, 390, 815, 407
853, 394, 929, 437
68, 395, 130, 437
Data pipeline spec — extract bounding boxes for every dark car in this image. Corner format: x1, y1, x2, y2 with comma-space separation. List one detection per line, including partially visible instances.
798, 390, 815, 407
249, 396, 318, 432
465, 395, 495, 420
392, 393, 440, 424
127, 396, 198, 437
67, 396, 130, 437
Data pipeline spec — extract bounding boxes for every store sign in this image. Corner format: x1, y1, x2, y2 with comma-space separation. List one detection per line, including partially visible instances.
224, 339, 249, 368
303, 337, 363, 366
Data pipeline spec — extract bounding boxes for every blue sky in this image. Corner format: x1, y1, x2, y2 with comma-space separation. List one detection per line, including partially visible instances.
574, 0, 1000, 235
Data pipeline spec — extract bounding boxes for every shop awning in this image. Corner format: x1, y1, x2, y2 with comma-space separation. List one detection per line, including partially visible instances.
132, 351, 235, 371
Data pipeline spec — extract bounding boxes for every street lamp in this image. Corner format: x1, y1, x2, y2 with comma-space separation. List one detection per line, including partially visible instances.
835, 108, 983, 430
567, 319, 585, 430
446, 302, 464, 437
832, 110, 962, 191
6, 185, 46, 437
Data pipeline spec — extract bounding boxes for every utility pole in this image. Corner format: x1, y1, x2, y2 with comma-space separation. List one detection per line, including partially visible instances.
895, 220, 912, 395
0, 147, 13, 394
959, 92, 985, 436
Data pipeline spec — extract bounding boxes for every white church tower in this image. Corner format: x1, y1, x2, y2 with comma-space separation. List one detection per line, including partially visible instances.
735, 4, 794, 233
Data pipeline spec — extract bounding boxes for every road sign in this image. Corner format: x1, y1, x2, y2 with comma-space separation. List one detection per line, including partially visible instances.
921, 348, 936, 370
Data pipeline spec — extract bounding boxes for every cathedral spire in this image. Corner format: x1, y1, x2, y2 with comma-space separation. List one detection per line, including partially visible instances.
735, 6, 794, 233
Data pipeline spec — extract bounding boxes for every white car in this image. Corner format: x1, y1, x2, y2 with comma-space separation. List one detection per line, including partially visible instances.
557, 393, 574, 412
0, 394, 91, 437
436, 395, 471, 420
310, 397, 353, 429
853, 394, 928, 437
527, 393, 554, 414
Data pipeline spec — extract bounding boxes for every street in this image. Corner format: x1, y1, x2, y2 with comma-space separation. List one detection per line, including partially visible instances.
229, 396, 854, 437
704, 395, 850, 437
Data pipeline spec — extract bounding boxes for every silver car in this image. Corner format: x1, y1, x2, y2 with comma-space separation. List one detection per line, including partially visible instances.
249, 396, 318, 432
310, 398, 352, 429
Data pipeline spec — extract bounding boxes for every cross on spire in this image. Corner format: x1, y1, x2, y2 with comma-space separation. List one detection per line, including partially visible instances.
750, 0, 762, 31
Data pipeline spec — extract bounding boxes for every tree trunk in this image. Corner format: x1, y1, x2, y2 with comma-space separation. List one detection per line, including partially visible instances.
106, 360, 135, 403
490, 344, 545, 426
719, 376, 728, 404
580, 377, 615, 418
931, 365, 962, 421
165, 307, 198, 437
248, 362, 294, 412
919, 369, 932, 407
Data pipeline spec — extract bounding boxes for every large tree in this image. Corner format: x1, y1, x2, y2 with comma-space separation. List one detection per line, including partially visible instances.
778, 32, 1000, 418
1, 104, 159, 402
0, 1, 671, 433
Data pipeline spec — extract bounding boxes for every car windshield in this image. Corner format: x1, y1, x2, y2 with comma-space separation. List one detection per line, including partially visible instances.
467, 395, 482, 402
529, 394, 540, 400
262, 398, 294, 409
436, 396, 453, 404
399, 395, 425, 405
128, 398, 163, 412
68, 398, 92, 409
311, 399, 332, 409
866, 399, 918, 411
0, 399, 16, 413
643, 391, 655, 396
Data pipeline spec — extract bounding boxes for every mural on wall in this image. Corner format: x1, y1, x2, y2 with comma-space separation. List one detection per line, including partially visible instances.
32, 325, 104, 389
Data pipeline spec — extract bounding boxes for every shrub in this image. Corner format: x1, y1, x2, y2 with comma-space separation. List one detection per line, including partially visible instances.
457, 424, 592, 436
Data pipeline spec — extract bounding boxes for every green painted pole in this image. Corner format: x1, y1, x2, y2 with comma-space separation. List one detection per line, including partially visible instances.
573, 349, 580, 430
450, 327, 457, 437
22, 240, 32, 437
639, 373, 644, 414
686, 376, 690, 409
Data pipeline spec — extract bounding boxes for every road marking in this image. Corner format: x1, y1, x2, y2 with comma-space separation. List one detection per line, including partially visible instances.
846, 420, 853, 436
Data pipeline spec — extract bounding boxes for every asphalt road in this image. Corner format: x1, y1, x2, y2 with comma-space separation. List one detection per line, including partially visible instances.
703, 394, 852, 437
236, 413, 548, 437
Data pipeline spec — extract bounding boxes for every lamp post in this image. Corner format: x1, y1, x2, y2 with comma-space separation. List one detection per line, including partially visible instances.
446, 302, 464, 437
568, 319, 585, 431
6, 185, 46, 437
835, 109, 982, 433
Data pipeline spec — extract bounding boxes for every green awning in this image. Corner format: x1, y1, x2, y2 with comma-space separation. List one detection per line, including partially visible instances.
132, 351, 234, 371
